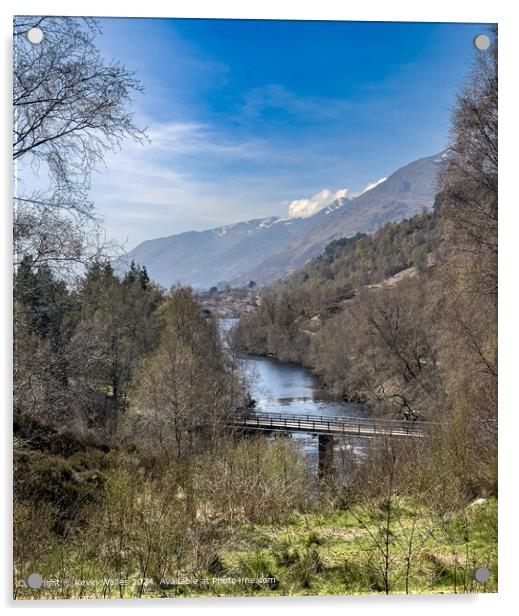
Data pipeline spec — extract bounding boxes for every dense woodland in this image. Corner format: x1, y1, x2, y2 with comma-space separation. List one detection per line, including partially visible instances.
277, 208, 438, 296
13, 17, 497, 598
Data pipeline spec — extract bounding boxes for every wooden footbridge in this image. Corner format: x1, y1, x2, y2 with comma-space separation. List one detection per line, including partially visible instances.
228, 411, 428, 438
228, 411, 432, 476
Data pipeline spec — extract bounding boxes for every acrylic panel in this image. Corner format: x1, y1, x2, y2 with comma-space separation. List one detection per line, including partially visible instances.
13, 16, 497, 599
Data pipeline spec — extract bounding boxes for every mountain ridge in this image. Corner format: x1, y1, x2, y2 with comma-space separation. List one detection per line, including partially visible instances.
126, 151, 447, 289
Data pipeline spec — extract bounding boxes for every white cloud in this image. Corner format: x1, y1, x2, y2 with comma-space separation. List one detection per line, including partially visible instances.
288, 188, 348, 219
287, 177, 388, 219
134, 120, 267, 160
86, 119, 297, 247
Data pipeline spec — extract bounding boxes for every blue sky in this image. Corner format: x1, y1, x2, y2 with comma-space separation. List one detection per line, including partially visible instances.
88, 18, 490, 248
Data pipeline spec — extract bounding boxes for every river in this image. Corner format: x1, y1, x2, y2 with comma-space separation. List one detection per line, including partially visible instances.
219, 318, 369, 464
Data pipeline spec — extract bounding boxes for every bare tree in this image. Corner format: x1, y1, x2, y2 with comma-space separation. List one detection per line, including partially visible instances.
439, 26, 497, 296
13, 16, 146, 270
436, 26, 498, 491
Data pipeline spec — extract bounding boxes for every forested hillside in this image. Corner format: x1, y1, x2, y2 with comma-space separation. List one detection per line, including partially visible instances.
232, 208, 439, 370
269, 207, 438, 319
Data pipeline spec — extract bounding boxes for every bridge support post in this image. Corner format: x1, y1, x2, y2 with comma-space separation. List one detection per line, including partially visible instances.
318, 434, 335, 478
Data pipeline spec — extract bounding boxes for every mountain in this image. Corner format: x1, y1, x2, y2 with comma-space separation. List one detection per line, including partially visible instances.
122, 215, 319, 289
124, 200, 349, 289
233, 151, 448, 286
126, 151, 448, 289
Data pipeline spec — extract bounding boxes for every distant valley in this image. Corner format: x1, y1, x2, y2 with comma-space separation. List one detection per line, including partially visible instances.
126, 151, 449, 290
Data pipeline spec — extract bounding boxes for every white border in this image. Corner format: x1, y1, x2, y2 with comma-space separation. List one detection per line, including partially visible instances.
0, 0, 503, 22
2, 1, 517, 614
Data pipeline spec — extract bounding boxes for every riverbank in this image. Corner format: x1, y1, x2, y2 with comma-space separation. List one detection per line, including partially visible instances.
222, 317, 367, 409
226, 332, 370, 464
228, 311, 376, 408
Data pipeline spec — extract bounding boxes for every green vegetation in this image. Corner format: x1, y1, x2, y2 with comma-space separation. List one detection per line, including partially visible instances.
15, 257, 164, 433
205, 498, 497, 597
14, 435, 497, 599
278, 207, 438, 298
14, 429, 497, 598
14, 437, 316, 599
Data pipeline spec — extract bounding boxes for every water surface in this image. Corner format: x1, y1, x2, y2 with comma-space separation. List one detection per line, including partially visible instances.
220, 318, 368, 461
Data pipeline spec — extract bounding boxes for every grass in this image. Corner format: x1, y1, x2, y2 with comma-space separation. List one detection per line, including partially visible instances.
14, 439, 497, 600
147, 497, 497, 598
14, 497, 497, 598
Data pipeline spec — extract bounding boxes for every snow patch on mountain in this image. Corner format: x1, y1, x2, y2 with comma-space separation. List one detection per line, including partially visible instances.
356, 177, 387, 196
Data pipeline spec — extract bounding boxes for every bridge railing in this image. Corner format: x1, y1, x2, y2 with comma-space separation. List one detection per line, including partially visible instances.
228, 411, 433, 436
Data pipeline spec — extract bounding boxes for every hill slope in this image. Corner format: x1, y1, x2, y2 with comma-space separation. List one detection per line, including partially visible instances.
232, 152, 447, 286
127, 151, 448, 289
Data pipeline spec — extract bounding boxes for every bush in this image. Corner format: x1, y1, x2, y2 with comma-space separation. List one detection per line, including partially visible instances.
14, 451, 105, 533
